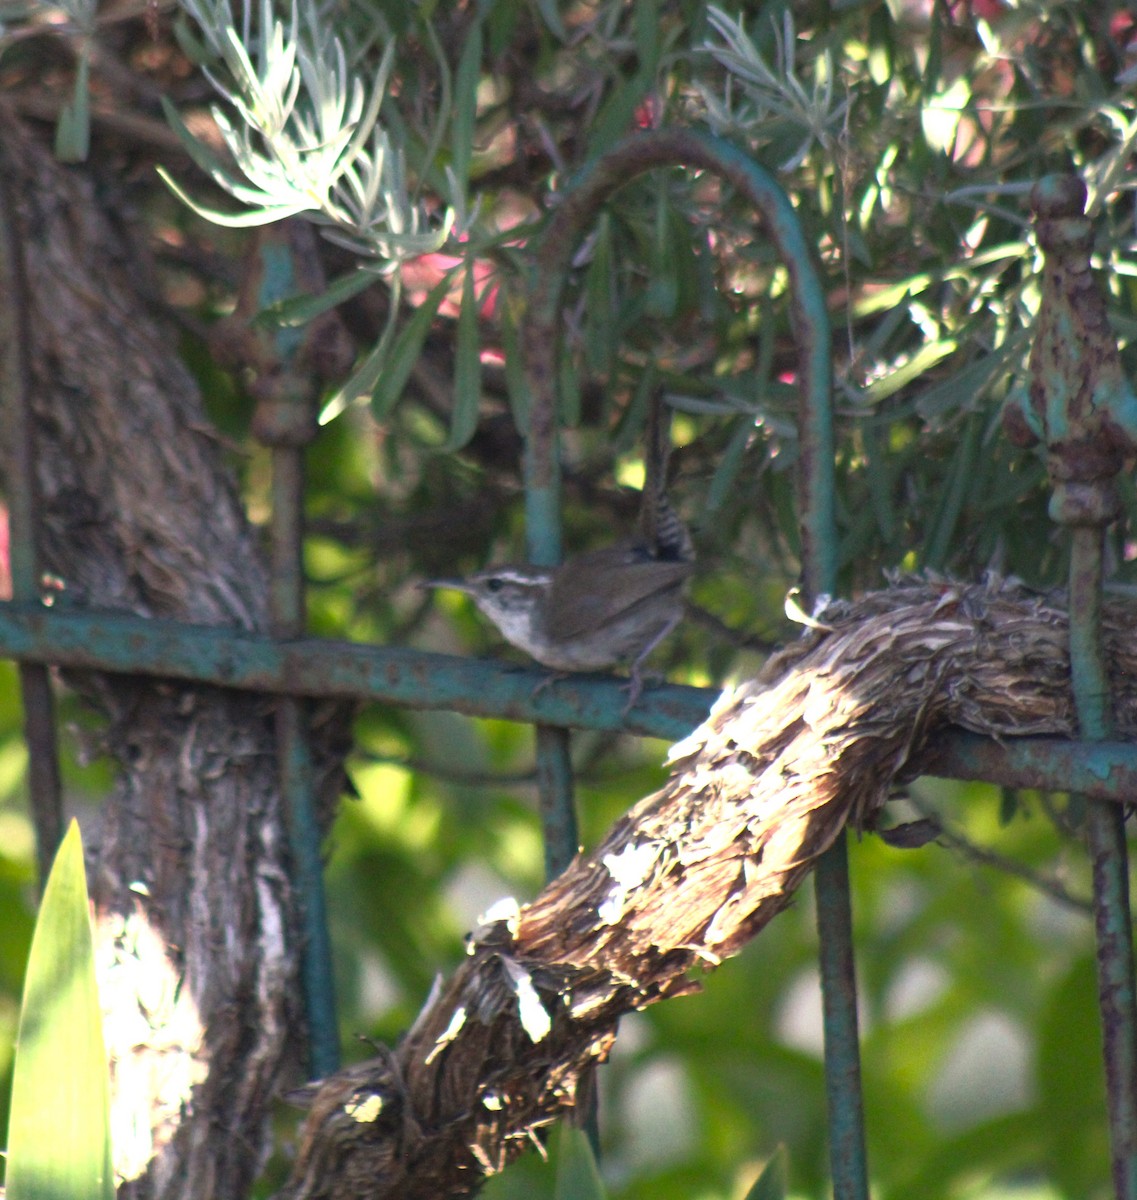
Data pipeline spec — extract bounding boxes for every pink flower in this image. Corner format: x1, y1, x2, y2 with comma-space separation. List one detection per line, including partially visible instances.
400, 251, 499, 319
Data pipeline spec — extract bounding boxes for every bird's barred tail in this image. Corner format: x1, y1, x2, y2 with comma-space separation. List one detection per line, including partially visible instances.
642, 389, 694, 565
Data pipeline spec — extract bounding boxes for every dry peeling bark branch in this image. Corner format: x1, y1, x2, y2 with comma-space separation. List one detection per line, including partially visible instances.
283, 575, 1137, 1200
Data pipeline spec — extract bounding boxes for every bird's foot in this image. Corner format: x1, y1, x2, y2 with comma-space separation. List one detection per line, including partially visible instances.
530, 670, 570, 699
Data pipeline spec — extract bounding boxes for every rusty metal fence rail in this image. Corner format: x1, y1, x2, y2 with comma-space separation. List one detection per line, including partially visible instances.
3, 129, 1137, 1199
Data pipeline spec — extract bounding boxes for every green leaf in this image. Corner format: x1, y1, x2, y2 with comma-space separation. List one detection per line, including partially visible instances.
860, 338, 958, 404
645, 180, 678, 318
633, 0, 660, 72
553, 1123, 606, 1200
705, 417, 754, 515
319, 278, 403, 423
499, 293, 531, 427
438, 259, 482, 451
533, 0, 566, 42
255, 268, 381, 329
921, 77, 971, 156
920, 407, 982, 570
584, 214, 616, 377
371, 270, 456, 418
54, 51, 91, 163
558, 348, 581, 427
913, 336, 1023, 424
742, 1145, 789, 1200
451, 17, 484, 192
6, 820, 113, 1200
586, 72, 652, 157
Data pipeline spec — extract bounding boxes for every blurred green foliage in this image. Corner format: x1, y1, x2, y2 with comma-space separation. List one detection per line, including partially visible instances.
3, 0, 1137, 1197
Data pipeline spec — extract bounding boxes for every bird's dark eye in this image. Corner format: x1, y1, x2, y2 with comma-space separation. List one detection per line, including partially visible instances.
486, 577, 505, 593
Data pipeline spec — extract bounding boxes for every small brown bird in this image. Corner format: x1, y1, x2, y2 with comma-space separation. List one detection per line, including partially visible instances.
425, 394, 693, 709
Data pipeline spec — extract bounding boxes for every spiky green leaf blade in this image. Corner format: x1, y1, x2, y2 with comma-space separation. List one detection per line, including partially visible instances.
645, 179, 678, 318
6, 820, 113, 1200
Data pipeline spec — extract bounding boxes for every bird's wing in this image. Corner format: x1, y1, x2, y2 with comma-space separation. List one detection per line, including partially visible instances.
546, 546, 693, 641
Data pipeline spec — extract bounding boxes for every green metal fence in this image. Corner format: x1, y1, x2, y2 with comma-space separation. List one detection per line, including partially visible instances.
4, 129, 1137, 1199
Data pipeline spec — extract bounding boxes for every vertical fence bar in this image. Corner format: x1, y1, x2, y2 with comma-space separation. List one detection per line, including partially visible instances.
520, 361, 579, 882
1071, 526, 1137, 1197
252, 228, 340, 1080
270, 445, 340, 1081
0, 152, 65, 890
1005, 175, 1137, 1198
812, 835, 868, 1198
535, 726, 579, 879
522, 152, 577, 891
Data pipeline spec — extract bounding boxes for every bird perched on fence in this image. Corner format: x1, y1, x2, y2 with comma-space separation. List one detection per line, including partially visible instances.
424, 394, 694, 710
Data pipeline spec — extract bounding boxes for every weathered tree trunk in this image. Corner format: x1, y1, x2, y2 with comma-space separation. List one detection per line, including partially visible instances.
0, 110, 304, 1199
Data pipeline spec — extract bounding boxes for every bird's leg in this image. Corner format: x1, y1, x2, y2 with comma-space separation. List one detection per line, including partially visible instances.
620, 612, 682, 715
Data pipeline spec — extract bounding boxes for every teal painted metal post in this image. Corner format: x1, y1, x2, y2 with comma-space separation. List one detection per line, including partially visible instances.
535, 727, 579, 879
813, 831, 868, 1199
522, 430, 579, 882
271, 448, 341, 1081
1005, 175, 1137, 1198
522, 141, 578, 890
253, 228, 340, 1079
521, 293, 580, 884
0, 150, 64, 890
1071, 526, 1137, 1199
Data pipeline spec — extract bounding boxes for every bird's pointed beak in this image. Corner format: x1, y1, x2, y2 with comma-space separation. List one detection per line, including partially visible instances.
420, 577, 473, 594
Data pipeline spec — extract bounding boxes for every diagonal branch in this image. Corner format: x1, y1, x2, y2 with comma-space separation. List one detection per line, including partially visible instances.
282, 576, 1137, 1200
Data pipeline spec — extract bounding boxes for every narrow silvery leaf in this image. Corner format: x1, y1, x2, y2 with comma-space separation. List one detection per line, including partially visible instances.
159, 168, 312, 226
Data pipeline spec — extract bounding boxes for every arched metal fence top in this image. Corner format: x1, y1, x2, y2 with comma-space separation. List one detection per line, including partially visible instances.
520, 127, 836, 600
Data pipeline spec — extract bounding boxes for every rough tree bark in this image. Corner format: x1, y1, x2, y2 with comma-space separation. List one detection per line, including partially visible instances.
0, 111, 318, 1198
